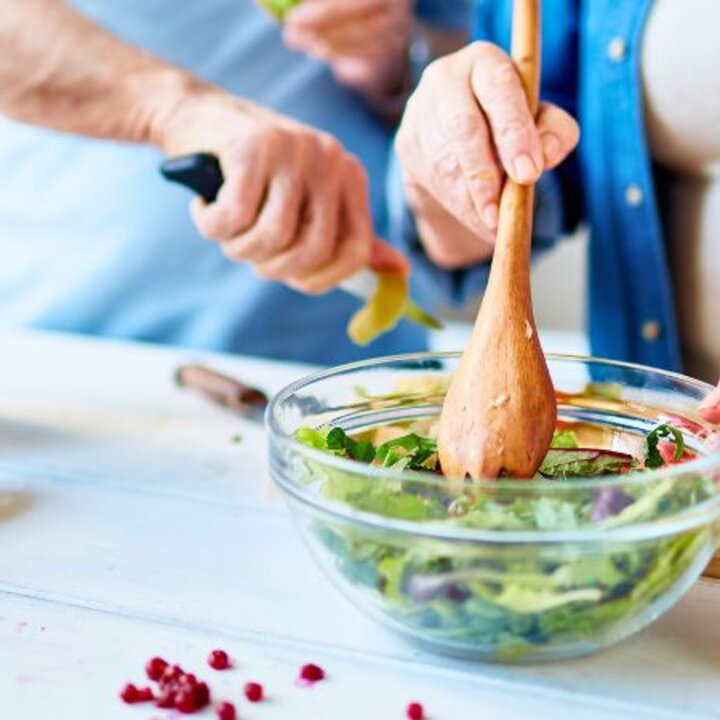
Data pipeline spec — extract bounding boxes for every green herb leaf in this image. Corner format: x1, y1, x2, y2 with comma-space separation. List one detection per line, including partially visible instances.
539, 448, 635, 478
643, 424, 685, 469
376, 433, 438, 470
326, 427, 376, 463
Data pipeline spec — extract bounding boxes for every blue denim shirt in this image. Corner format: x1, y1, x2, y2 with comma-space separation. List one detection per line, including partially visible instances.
392, 0, 681, 371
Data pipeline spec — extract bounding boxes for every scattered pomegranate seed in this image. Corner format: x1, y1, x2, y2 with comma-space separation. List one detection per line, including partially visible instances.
194, 682, 211, 707
155, 687, 175, 708
175, 688, 199, 714
136, 687, 154, 703
208, 649, 232, 671
216, 701, 237, 720
145, 656, 168, 682
161, 664, 183, 686
406, 701, 425, 720
179, 672, 198, 688
244, 681, 264, 702
120, 683, 139, 704
299, 663, 325, 683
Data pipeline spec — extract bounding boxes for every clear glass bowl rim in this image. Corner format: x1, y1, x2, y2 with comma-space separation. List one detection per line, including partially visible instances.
267, 352, 720, 542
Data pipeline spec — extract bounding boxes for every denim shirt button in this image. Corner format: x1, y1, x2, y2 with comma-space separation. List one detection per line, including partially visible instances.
641, 320, 662, 342
607, 37, 628, 62
625, 184, 644, 207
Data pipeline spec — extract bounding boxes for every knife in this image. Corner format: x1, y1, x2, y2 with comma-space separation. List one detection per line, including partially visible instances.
159, 153, 442, 331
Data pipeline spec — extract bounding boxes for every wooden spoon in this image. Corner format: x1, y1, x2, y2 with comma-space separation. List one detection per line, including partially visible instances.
437, 0, 557, 480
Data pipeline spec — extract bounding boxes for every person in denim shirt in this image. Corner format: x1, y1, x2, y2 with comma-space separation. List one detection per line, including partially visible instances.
392, 0, 720, 421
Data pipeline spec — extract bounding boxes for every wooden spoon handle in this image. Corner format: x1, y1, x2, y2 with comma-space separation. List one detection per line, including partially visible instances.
512, 0, 541, 114
489, 0, 542, 301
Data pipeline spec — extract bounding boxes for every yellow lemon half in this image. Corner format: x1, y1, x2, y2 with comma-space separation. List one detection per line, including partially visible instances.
347, 269, 409, 346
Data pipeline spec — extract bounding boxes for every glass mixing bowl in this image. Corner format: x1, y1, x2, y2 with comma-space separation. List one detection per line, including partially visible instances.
267, 354, 720, 662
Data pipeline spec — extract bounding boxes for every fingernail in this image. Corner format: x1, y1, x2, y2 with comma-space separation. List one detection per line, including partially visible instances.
541, 134, 560, 165
512, 154, 540, 184
482, 203, 499, 230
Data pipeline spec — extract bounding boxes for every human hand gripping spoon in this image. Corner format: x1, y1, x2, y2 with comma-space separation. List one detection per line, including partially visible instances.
436, 0, 557, 480
160, 153, 441, 346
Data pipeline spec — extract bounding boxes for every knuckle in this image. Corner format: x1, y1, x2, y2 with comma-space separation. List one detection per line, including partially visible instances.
254, 263, 283, 281
264, 221, 294, 252
421, 56, 449, 84
443, 111, 479, 142
496, 119, 530, 143
294, 278, 327, 296
221, 241, 248, 263
431, 151, 463, 184
317, 132, 343, 158
468, 40, 505, 63
487, 60, 517, 91
306, 235, 334, 267
348, 236, 371, 266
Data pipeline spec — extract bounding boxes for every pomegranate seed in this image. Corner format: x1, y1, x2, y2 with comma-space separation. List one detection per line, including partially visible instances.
156, 687, 175, 708
161, 664, 183, 687
406, 701, 425, 720
136, 687, 154, 703
179, 672, 198, 688
120, 683, 139, 704
175, 688, 199, 714
145, 656, 168, 682
299, 663, 325, 682
216, 701, 237, 720
194, 681, 211, 707
208, 649, 231, 670
244, 681, 264, 702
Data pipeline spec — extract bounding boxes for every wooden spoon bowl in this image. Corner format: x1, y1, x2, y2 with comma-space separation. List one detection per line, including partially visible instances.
437, 0, 557, 480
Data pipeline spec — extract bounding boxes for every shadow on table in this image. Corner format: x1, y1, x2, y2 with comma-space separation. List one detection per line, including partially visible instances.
0, 415, 80, 450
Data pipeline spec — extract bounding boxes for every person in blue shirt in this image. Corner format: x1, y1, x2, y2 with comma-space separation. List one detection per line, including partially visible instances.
0, 0, 467, 366
392, 0, 720, 422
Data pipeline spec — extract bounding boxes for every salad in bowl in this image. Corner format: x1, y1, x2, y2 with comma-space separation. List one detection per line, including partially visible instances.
267, 354, 720, 662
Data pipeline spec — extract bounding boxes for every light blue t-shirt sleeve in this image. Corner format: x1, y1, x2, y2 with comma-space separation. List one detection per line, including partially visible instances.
415, 0, 471, 31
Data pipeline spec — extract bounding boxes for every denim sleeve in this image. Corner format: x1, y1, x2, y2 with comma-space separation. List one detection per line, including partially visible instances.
386, 151, 566, 309
415, 0, 471, 31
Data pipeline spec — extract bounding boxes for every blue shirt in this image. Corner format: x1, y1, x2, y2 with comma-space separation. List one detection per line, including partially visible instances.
0, 0, 463, 366
392, 0, 681, 372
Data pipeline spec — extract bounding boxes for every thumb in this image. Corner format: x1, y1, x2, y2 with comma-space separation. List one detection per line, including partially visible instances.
369, 239, 410, 276
699, 383, 720, 424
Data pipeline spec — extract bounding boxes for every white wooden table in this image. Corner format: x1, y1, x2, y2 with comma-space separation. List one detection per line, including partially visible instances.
1, 329, 718, 720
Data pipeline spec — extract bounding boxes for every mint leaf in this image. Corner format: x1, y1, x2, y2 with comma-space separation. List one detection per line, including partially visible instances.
326, 427, 376, 463
376, 433, 437, 470
643, 424, 685, 469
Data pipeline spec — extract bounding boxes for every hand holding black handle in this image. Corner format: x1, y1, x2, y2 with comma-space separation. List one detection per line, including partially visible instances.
160, 153, 224, 204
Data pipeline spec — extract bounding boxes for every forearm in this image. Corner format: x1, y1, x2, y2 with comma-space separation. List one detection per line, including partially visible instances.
0, 0, 201, 145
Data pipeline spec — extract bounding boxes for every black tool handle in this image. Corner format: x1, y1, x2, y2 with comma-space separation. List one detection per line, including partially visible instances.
160, 153, 224, 203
